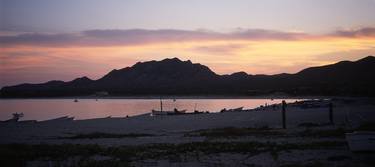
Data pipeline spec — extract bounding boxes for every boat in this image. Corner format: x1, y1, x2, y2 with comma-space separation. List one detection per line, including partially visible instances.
151, 98, 187, 116
220, 107, 244, 112
346, 131, 375, 151
74, 99, 79, 102
193, 103, 205, 114
40, 116, 74, 123
152, 108, 187, 116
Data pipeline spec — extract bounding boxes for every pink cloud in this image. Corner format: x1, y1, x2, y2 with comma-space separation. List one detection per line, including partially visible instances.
0, 28, 309, 47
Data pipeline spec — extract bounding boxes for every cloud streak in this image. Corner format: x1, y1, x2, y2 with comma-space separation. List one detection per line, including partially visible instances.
2, 27, 375, 47
0, 28, 313, 47
332, 27, 375, 38
1, 27, 375, 87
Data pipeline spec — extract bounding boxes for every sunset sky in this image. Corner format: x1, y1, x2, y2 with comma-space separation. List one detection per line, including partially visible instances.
1, 0, 375, 87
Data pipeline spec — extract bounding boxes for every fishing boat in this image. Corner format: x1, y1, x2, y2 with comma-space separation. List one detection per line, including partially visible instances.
151, 98, 187, 116
152, 108, 187, 116
346, 131, 375, 151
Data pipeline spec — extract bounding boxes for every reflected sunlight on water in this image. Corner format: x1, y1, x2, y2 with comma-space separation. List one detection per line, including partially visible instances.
0, 98, 301, 121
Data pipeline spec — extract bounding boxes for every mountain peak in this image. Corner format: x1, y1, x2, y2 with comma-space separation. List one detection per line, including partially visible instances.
2, 55, 375, 97
132, 57, 190, 68
357, 55, 375, 63
159, 57, 194, 65
69, 76, 93, 85
98, 57, 217, 83
162, 57, 181, 62
71, 76, 91, 82
230, 72, 249, 77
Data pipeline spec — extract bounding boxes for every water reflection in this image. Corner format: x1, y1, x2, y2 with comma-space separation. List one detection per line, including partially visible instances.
0, 99, 300, 121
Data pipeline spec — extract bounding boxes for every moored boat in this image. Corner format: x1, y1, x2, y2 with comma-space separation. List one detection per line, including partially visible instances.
40, 116, 74, 123
151, 108, 187, 116
151, 98, 187, 116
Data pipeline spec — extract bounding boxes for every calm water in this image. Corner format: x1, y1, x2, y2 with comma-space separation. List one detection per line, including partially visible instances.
0, 99, 301, 121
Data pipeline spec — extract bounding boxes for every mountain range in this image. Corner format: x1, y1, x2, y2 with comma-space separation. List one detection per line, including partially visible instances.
1, 56, 375, 97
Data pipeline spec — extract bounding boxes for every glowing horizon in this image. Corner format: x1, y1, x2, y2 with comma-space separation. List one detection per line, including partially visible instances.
1, 27, 374, 87
1, 0, 375, 87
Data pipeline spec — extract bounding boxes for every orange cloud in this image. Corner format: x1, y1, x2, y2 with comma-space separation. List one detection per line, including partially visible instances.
1, 28, 375, 86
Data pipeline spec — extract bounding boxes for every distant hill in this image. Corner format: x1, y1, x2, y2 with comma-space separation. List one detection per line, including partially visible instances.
1, 56, 375, 97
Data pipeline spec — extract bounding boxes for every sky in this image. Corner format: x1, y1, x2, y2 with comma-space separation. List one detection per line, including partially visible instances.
1, 0, 375, 87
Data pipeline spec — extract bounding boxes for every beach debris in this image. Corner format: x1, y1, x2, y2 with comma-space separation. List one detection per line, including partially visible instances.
1, 112, 24, 123
13, 112, 24, 120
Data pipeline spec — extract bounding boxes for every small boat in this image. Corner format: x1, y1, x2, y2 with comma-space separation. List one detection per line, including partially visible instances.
74, 99, 79, 102
346, 131, 375, 151
152, 109, 187, 116
220, 107, 244, 112
151, 98, 187, 116
40, 116, 74, 123
193, 103, 204, 114
231, 107, 244, 112
151, 110, 167, 116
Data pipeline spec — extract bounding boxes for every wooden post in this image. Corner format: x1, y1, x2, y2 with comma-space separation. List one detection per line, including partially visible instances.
282, 100, 286, 129
160, 97, 163, 112
329, 102, 333, 124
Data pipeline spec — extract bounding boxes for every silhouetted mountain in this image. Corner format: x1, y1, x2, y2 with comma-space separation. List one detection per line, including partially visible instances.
1, 56, 375, 97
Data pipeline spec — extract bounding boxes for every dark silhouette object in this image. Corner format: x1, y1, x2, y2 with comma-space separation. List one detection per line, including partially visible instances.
160, 98, 163, 112
1, 56, 375, 97
282, 100, 287, 129
329, 102, 334, 124
4, 112, 24, 122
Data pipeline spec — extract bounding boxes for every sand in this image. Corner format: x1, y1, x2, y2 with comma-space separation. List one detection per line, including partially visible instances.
0, 101, 374, 145
1, 99, 374, 167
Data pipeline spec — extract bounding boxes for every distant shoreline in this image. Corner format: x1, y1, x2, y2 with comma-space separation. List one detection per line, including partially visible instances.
0, 95, 363, 100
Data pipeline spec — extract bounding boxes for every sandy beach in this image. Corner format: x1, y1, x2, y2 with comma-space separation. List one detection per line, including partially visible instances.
1, 98, 375, 166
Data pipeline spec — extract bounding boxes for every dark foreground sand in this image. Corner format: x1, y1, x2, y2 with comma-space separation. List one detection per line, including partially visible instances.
1, 98, 374, 167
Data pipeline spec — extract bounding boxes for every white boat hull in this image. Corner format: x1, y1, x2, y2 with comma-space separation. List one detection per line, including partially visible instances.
151, 109, 187, 116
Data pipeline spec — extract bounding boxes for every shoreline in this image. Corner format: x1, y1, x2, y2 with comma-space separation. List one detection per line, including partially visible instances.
0, 95, 370, 100
1, 99, 374, 166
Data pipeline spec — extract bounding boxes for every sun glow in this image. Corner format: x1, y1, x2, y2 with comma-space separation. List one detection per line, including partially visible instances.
1, 34, 375, 86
